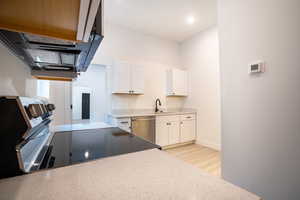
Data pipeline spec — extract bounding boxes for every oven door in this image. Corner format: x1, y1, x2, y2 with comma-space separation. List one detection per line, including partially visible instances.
16, 126, 53, 173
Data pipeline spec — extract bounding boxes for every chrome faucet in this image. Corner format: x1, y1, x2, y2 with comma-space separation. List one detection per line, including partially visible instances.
155, 98, 162, 113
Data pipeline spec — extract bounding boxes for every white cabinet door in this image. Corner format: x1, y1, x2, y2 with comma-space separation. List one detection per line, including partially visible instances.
156, 122, 169, 146
131, 65, 145, 94
173, 69, 188, 96
169, 121, 180, 145
167, 69, 188, 96
180, 120, 196, 142
112, 62, 131, 93
156, 115, 196, 147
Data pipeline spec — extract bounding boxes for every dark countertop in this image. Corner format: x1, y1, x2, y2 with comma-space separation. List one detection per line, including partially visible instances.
42, 127, 161, 169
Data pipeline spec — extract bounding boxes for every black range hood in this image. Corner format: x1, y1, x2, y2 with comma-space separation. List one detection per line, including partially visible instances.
0, 2, 103, 80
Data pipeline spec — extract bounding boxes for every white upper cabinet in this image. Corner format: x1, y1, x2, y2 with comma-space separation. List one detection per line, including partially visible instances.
131, 65, 145, 94
112, 61, 145, 94
112, 61, 131, 94
166, 69, 188, 96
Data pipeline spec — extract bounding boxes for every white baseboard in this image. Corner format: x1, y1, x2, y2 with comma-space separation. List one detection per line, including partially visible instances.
196, 140, 221, 151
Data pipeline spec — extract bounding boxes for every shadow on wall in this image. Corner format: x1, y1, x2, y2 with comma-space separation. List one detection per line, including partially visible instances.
0, 43, 36, 96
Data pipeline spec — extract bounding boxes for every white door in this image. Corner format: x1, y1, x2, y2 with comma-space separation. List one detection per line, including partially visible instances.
169, 121, 180, 145
49, 81, 72, 127
112, 62, 131, 93
180, 120, 196, 142
156, 122, 169, 146
131, 64, 144, 94
72, 86, 93, 121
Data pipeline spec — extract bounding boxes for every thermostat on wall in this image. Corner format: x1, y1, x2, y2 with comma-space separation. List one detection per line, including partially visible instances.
249, 61, 265, 74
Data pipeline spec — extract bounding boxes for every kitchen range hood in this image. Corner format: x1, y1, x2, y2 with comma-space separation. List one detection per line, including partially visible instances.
0, 0, 104, 81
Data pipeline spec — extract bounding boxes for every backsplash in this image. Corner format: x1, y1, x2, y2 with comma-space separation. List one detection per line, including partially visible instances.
111, 95, 185, 110
0, 43, 37, 97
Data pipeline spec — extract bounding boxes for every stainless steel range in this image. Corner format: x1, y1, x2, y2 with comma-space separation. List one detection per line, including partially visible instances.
0, 96, 161, 179
0, 96, 55, 179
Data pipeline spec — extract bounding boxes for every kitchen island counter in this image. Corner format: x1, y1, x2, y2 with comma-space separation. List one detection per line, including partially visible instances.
0, 149, 260, 200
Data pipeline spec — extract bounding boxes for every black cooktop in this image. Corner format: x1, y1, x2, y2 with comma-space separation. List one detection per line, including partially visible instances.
42, 128, 161, 169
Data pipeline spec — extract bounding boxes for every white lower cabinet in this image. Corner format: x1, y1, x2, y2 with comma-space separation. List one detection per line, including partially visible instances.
180, 120, 196, 143
156, 114, 196, 147
156, 122, 170, 146
169, 121, 180, 144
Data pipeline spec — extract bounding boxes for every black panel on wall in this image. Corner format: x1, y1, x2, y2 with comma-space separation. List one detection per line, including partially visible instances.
82, 93, 90, 120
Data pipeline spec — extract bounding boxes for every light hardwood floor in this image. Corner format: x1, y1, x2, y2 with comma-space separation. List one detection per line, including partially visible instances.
165, 144, 221, 177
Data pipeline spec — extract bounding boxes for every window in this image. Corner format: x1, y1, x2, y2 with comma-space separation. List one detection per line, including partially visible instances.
37, 80, 50, 98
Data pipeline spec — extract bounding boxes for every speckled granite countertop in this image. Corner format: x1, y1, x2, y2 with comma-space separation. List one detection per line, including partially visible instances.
0, 149, 260, 200
109, 108, 197, 118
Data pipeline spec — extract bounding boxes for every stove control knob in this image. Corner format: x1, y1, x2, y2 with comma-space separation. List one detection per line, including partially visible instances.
46, 104, 56, 112
40, 104, 47, 114
28, 104, 43, 118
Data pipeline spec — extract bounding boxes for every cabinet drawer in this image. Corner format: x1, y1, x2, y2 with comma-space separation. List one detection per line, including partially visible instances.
180, 114, 196, 121
156, 115, 180, 123
116, 117, 131, 125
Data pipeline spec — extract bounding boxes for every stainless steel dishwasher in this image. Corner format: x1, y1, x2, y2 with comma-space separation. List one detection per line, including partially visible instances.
131, 116, 155, 143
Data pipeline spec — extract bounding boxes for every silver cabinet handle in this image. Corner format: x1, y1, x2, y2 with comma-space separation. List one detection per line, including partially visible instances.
120, 121, 129, 124
186, 116, 192, 119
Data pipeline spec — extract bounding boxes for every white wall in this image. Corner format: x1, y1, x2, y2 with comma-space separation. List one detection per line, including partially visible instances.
219, 0, 300, 199
93, 23, 185, 111
180, 26, 221, 150
72, 64, 107, 122
37, 80, 50, 99
93, 23, 181, 67
0, 43, 37, 97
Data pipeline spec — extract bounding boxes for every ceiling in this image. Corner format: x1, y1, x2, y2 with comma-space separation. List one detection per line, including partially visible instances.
105, 0, 217, 42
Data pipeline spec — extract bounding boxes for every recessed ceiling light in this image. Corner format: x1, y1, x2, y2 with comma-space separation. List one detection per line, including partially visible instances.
186, 16, 195, 25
